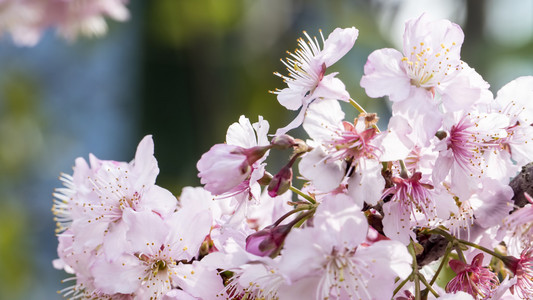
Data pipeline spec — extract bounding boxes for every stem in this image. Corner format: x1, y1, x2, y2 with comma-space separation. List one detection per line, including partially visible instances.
349, 98, 368, 114
272, 205, 314, 227
418, 273, 439, 298
429, 242, 452, 286
289, 185, 316, 204
428, 227, 456, 242
455, 244, 467, 263
428, 227, 508, 263
291, 209, 316, 228
408, 241, 421, 300
392, 276, 411, 297
456, 238, 507, 262
399, 159, 410, 179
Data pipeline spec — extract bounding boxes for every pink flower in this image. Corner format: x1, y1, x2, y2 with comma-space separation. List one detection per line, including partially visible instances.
360, 13, 464, 103
503, 248, 533, 299
0, 0, 43, 46
52, 135, 177, 256
0, 0, 130, 46
299, 99, 384, 206
446, 253, 499, 299
91, 207, 211, 297
45, 0, 129, 41
433, 112, 509, 199
272, 27, 358, 135
197, 143, 266, 195
501, 193, 533, 256
491, 76, 533, 167
197, 116, 270, 198
278, 194, 412, 299
360, 13, 490, 145
381, 171, 456, 244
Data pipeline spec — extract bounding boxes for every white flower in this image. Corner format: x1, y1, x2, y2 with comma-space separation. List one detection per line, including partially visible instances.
273, 27, 358, 135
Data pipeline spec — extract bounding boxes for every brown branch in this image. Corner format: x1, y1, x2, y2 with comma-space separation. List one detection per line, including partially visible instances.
509, 162, 533, 208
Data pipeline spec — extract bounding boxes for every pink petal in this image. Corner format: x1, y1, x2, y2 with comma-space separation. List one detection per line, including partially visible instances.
303, 99, 345, 142
313, 74, 350, 101
123, 209, 169, 254
360, 48, 411, 101
92, 254, 145, 294
276, 84, 306, 111
298, 147, 344, 192
346, 159, 384, 207
132, 135, 159, 188
320, 27, 358, 67
275, 97, 312, 136
402, 13, 464, 63
226, 116, 257, 148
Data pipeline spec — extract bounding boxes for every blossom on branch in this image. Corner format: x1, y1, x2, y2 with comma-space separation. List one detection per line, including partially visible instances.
272, 27, 358, 135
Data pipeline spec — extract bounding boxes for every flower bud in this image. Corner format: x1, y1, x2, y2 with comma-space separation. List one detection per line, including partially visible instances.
242, 145, 271, 165
245, 224, 292, 257
267, 166, 292, 197
257, 171, 273, 186
270, 134, 296, 149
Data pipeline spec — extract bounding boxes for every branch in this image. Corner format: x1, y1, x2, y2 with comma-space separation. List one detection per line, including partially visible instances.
509, 162, 533, 208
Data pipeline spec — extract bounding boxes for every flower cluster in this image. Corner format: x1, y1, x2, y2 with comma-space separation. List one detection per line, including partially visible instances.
0, 0, 129, 46
53, 13, 533, 300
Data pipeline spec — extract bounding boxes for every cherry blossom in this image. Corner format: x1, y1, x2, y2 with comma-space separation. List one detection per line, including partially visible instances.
432, 111, 510, 199
491, 76, 533, 166
273, 27, 358, 135
446, 253, 499, 299
299, 99, 384, 206
360, 13, 464, 102
500, 193, 533, 256
49, 12, 533, 300
381, 171, 457, 244
279, 194, 411, 299
0, 0, 129, 46
503, 248, 533, 299
197, 115, 270, 200
53, 136, 177, 258
360, 13, 491, 145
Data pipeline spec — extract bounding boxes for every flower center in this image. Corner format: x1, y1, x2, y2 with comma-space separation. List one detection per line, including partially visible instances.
324, 116, 380, 164
401, 41, 460, 88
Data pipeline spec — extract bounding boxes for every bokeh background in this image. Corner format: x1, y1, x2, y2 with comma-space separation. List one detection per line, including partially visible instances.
0, 0, 531, 299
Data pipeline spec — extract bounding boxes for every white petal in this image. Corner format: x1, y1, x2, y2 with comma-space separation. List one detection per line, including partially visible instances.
298, 147, 344, 192
132, 135, 159, 187
92, 254, 145, 294
382, 201, 413, 245
303, 99, 344, 142
320, 27, 358, 67
276, 84, 306, 111
378, 115, 414, 161
346, 159, 384, 206
313, 74, 350, 101
226, 116, 257, 148
123, 209, 169, 254
360, 48, 411, 101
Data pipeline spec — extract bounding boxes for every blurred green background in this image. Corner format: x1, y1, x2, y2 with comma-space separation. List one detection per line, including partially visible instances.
0, 0, 531, 299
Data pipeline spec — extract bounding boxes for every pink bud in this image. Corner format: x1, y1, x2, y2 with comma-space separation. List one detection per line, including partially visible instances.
242, 145, 271, 165
270, 134, 296, 149
245, 224, 291, 257
267, 166, 292, 197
